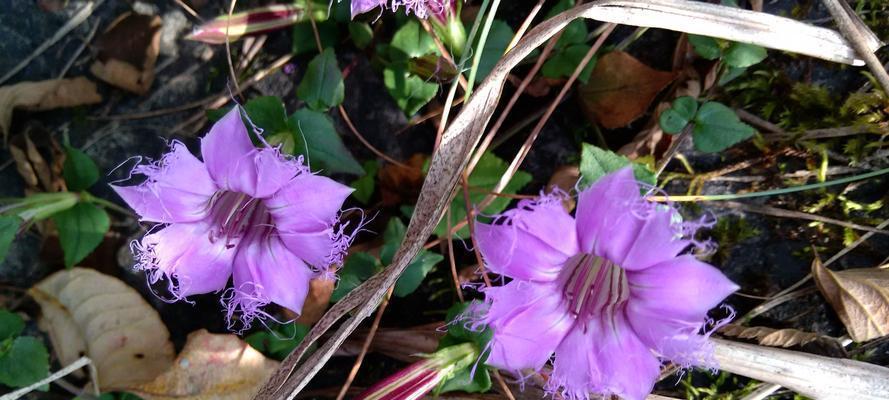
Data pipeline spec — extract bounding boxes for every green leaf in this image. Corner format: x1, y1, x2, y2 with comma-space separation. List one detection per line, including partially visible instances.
0, 216, 20, 263
246, 323, 310, 360
350, 161, 379, 204
434, 153, 532, 237
692, 101, 756, 153
389, 20, 438, 60
288, 108, 364, 175
438, 302, 492, 353
542, 44, 597, 83
470, 20, 514, 83
0, 337, 49, 388
292, 21, 338, 55
63, 146, 99, 191
659, 96, 698, 134
330, 252, 379, 302
437, 366, 492, 394
687, 35, 722, 60
0, 310, 24, 341
206, 106, 233, 122
297, 48, 345, 111
51, 202, 110, 268
349, 22, 374, 49
546, 0, 587, 49
579, 143, 656, 187
393, 250, 444, 297
245, 96, 289, 135
724, 42, 767, 68
383, 65, 439, 116
383, 217, 407, 244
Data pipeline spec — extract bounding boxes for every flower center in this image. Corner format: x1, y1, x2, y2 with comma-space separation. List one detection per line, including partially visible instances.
208, 191, 270, 247
562, 254, 629, 320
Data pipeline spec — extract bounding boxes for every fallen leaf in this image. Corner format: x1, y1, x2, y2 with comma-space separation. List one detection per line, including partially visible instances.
90, 13, 162, 95
578, 51, 676, 129
28, 267, 174, 388
547, 165, 579, 211
0, 77, 102, 142
719, 323, 841, 349
813, 259, 889, 342
379, 154, 427, 206
294, 277, 335, 325
131, 330, 279, 400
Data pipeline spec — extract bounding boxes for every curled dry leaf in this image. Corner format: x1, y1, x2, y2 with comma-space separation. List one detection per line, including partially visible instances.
547, 165, 580, 211
9, 133, 65, 193
719, 323, 841, 349
813, 259, 889, 342
90, 13, 162, 95
131, 329, 279, 400
28, 267, 174, 388
578, 51, 676, 129
0, 77, 102, 142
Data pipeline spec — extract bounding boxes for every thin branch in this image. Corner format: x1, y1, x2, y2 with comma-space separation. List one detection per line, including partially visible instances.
224, 0, 244, 101
821, 0, 889, 92
0, 357, 96, 400
334, 288, 394, 400
338, 106, 415, 171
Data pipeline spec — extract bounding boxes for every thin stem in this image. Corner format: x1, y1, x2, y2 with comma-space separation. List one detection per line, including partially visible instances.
334, 288, 394, 400
225, 0, 244, 101
465, 0, 502, 100
648, 167, 889, 202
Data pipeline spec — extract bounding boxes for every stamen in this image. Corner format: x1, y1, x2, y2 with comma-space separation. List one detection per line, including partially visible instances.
563, 253, 629, 323
208, 191, 270, 246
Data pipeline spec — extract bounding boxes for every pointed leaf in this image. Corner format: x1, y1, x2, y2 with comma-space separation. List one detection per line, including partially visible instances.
579, 143, 656, 187
63, 146, 99, 191
0, 216, 20, 263
288, 108, 363, 175
692, 101, 755, 152
297, 48, 344, 111
51, 202, 110, 267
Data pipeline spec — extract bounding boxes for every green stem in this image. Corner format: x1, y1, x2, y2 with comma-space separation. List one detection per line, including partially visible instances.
659, 167, 889, 202
464, 0, 502, 100
81, 192, 137, 217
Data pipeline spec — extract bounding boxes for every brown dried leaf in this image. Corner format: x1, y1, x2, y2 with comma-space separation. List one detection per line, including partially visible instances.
131, 330, 279, 400
378, 154, 426, 206
578, 51, 676, 129
547, 165, 579, 211
0, 77, 102, 141
719, 323, 837, 348
813, 259, 889, 342
90, 13, 161, 95
9, 143, 38, 188
293, 277, 334, 325
28, 267, 175, 388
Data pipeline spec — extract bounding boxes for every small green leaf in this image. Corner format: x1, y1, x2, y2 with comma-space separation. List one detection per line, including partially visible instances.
0, 310, 24, 341
288, 109, 364, 175
437, 366, 492, 394
297, 48, 345, 111
439, 302, 492, 352
63, 146, 99, 191
51, 202, 110, 268
350, 161, 379, 204
384, 217, 407, 245
687, 35, 722, 60
692, 101, 756, 153
393, 250, 444, 297
383, 66, 439, 116
579, 143, 656, 188
349, 22, 374, 49
390, 20, 438, 60
434, 153, 532, 237
0, 336, 49, 388
330, 252, 379, 302
724, 42, 767, 68
246, 323, 309, 360
470, 20, 514, 83
659, 96, 698, 134
292, 21, 338, 55
245, 96, 289, 135
206, 106, 233, 122
542, 45, 597, 83
0, 216, 20, 263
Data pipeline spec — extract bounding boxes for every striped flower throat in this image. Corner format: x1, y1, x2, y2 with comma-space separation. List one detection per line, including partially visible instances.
563, 254, 629, 323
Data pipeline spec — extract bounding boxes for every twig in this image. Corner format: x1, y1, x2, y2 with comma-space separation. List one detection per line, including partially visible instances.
334, 288, 394, 400
173, 0, 202, 20
718, 201, 889, 235
445, 209, 465, 302
492, 370, 517, 400
821, 0, 889, 92
460, 175, 492, 287
0, 357, 96, 400
736, 108, 783, 134
57, 20, 101, 79
0, 0, 104, 85
337, 106, 415, 170
655, 123, 692, 177
225, 0, 244, 101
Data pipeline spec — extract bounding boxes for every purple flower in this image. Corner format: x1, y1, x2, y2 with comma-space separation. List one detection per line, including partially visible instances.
112, 107, 354, 329
472, 168, 738, 400
351, 0, 449, 20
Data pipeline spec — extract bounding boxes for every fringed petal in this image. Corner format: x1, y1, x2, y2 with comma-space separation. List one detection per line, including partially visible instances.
475, 194, 578, 282
549, 313, 660, 400
134, 221, 235, 298
112, 142, 217, 223
266, 172, 353, 233
575, 167, 647, 265
482, 281, 574, 371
